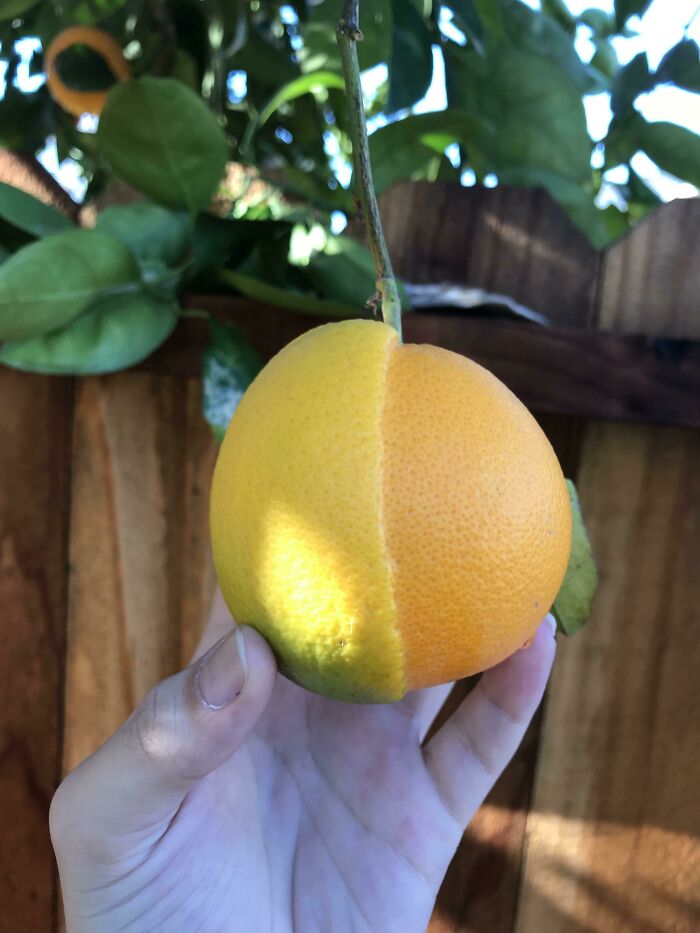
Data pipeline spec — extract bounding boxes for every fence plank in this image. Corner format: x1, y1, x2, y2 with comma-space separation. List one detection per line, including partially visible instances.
378, 182, 599, 327
518, 198, 700, 932
596, 199, 700, 339
151, 303, 700, 429
516, 423, 700, 932
62, 375, 216, 773
0, 370, 73, 933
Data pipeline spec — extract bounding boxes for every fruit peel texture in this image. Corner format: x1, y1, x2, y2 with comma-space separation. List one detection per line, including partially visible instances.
211, 320, 407, 702
383, 342, 572, 688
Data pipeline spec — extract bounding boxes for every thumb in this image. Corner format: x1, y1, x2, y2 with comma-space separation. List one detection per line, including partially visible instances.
51, 624, 276, 850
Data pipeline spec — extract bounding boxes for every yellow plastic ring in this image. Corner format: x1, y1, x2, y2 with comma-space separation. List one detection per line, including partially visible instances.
45, 26, 131, 117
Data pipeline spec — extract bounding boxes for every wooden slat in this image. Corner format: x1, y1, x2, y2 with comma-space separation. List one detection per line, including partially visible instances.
596, 199, 700, 339
377, 181, 600, 327
516, 423, 700, 932
148, 304, 700, 429
63, 374, 217, 772
518, 197, 700, 933
0, 370, 73, 933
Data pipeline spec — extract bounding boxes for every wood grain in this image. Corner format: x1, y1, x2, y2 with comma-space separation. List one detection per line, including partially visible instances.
0, 370, 73, 933
63, 375, 217, 772
150, 303, 700, 429
596, 199, 700, 339
377, 181, 600, 327
516, 423, 700, 932
517, 198, 700, 932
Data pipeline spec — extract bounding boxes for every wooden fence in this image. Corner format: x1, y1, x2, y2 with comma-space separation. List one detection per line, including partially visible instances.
0, 182, 698, 932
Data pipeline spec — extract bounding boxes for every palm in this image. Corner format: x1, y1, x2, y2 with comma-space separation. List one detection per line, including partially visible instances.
53, 601, 554, 933
141, 675, 458, 933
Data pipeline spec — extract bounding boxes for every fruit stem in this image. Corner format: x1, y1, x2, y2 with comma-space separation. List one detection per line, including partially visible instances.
337, 1, 403, 340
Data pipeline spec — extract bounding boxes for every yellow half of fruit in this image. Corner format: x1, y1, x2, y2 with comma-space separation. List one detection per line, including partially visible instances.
210, 320, 571, 703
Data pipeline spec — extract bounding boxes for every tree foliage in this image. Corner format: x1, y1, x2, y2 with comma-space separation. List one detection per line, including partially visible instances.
0, 0, 697, 388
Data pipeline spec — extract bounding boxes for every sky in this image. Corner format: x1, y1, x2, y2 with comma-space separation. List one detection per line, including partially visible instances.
3, 0, 699, 207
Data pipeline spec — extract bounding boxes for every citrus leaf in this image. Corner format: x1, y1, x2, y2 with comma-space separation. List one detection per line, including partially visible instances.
499, 0, 596, 92
541, 0, 577, 34
0, 229, 141, 341
301, 236, 411, 311
219, 269, 361, 318
634, 119, 700, 188
449, 0, 484, 52
0, 182, 73, 239
98, 77, 229, 213
656, 39, 700, 93
242, 71, 345, 152
615, 0, 654, 32
611, 53, 653, 116
189, 215, 291, 278
299, 0, 392, 74
0, 0, 40, 18
202, 318, 262, 442
0, 291, 177, 374
387, 0, 434, 113
553, 480, 598, 635
95, 202, 193, 268
66, 0, 128, 24
578, 8, 616, 36
368, 110, 485, 193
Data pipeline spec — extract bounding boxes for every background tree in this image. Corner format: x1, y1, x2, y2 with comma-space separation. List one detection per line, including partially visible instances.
0, 0, 698, 411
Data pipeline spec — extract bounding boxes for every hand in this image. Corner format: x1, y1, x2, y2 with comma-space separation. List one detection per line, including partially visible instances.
51, 593, 556, 933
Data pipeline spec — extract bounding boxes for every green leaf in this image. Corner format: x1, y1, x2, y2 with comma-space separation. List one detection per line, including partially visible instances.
202, 318, 262, 442
578, 8, 616, 36
541, 0, 577, 34
95, 202, 193, 268
444, 41, 592, 184
299, 0, 392, 74
449, 0, 484, 52
234, 24, 300, 86
499, 0, 596, 92
0, 182, 72, 244
633, 119, 700, 188
368, 110, 484, 193
302, 235, 410, 310
387, 0, 434, 112
0, 291, 177, 375
656, 39, 700, 93
615, 0, 653, 32
552, 480, 598, 635
64, 0, 128, 24
0, 0, 40, 18
0, 230, 141, 341
242, 71, 345, 153
189, 215, 291, 278
218, 269, 361, 318
98, 78, 229, 213
590, 37, 618, 81
0, 85, 53, 153
610, 52, 653, 116
471, 0, 505, 39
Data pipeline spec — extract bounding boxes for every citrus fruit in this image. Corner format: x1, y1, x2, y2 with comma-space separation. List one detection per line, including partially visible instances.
210, 320, 571, 703
45, 27, 130, 117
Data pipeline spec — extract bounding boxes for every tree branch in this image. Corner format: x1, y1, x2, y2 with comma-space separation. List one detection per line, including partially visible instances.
336, 2, 402, 339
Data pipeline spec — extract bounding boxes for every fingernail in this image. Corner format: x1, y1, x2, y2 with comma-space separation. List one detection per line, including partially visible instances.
195, 628, 248, 710
544, 613, 557, 638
